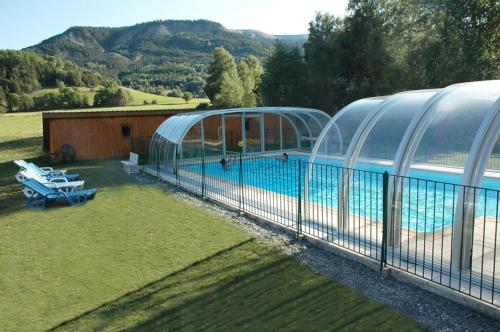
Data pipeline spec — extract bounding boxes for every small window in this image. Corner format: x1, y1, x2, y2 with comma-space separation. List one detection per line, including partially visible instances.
121, 124, 132, 138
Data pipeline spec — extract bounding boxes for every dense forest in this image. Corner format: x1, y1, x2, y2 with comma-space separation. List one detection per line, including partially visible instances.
259, 0, 499, 113
26, 20, 305, 96
0, 50, 135, 112
0, 50, 107, 94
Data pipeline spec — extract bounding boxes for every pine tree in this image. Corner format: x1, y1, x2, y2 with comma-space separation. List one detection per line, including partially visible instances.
204, 47, 240, 104
214, 71, 243, 108
238, 55, 263, 107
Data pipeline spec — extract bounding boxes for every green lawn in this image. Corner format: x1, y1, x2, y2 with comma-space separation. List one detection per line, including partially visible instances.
121, 87, 207, 106
0, 113, 421, 331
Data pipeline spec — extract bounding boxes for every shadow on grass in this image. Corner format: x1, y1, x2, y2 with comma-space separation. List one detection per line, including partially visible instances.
48, 239, 420, 331
0, 136, 42, 152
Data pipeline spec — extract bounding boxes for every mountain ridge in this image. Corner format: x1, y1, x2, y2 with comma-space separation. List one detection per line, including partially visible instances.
26, 19, 308, 95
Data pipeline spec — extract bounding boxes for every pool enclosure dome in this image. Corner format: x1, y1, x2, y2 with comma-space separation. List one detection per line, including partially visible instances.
149, 107, 331, 171
307, 80, 500, 270
309, 80, 500, 189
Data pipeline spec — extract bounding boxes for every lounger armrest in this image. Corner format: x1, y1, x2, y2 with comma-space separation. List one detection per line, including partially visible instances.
40, 167, 54, 171
47, 170, 65, 177
15, 170, 26, 183
49, 177, 69, 183
54, 183, 77, 192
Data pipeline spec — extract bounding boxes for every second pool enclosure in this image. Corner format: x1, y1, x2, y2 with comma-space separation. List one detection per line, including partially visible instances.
145, 80, 500, 308
148, 107, 331, 172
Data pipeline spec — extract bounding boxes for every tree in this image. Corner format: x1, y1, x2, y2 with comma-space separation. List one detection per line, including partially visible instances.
214, 71, 243, 108
182, 92, 193, 104
238, 55, 263, 107
6, 93, 21, 112
260, 42, 309, 107
19, 95, 34, 111
304, 13, 346, 111
94, 87, 132, 107
56, 79, 66, 92
204, 47, 240, 103
0, 86, 5, 112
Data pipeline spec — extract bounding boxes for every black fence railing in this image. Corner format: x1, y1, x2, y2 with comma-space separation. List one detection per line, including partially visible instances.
142, 151, 500, 309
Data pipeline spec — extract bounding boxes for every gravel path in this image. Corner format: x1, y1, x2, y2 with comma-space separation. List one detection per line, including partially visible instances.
136, 174, 500, 331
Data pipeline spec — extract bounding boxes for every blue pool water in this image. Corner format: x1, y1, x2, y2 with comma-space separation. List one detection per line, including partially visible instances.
186, 155, 500, 232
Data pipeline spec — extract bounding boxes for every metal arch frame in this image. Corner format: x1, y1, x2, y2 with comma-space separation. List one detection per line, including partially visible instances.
341, 94, 402, 170
342, 90, 441, 171
295, 112, 326, 149
338, 94, 402, 228
283, 112, 315, 151
340, 90, 442, 229
390, 84, 464, 179
452, 97, 500, 270
386, 84, 464, 246
278, 114, 301, 150
296, 112, 324, 135
304, 100, 372, 221
306, 98, 388, 225
173, 108, 325, 147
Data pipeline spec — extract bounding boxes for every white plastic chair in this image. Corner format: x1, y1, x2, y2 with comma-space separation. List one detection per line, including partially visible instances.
121, 153, 139, 174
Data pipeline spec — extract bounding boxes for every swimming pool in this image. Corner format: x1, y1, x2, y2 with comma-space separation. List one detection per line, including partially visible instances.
185, 154, 500, 232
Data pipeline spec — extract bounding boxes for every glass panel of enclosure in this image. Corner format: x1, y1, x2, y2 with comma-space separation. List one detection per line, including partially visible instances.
203, 115, 223, 158
282, 116, 298, 150
355, 91, 438, 169
487, 136, 500, 172
224, 114, 243, 153
411, 81, 500, 183
484, 136, 500, 189
313, 98, 385, 163
182, 122, 202, 162
297, 113, 322, 137
288, 114, 312, 152
245, 115, 262, 153
264, 114, 281, 151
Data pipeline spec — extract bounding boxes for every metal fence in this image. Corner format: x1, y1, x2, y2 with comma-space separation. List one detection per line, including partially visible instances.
142, 151, 500, 308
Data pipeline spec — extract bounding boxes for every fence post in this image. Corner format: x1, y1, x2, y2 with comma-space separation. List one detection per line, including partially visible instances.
297, 160, 302, 238
156, 143, 160, 180
175, 148, 180, 187
239, 152, 244, 212
201, 153, 206, 197
380, 171, 389, 274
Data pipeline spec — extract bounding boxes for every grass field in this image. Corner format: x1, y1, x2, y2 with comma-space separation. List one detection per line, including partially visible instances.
28, 86, 208, 109
0, 113, 421, 331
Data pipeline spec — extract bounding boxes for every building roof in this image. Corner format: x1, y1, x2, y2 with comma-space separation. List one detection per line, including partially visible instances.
42, 108, 197, 119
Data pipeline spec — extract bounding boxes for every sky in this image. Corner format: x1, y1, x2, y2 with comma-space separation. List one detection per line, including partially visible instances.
0, 0, 349, 50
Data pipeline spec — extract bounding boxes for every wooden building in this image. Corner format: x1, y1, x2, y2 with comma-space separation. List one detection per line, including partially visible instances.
43, 109, 194, 160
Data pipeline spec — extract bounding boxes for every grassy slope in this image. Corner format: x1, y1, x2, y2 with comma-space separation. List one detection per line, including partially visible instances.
0, 113, 421, 331
28, 87, 208, 108
121, 87, 207, 106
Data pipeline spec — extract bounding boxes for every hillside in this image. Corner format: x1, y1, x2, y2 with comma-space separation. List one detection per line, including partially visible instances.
0, 50, 109, 95
26, 20, 307, 95
27, 86, 207, 108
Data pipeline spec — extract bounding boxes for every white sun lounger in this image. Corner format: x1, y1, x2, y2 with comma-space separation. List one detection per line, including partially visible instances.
15, 169, 85, 198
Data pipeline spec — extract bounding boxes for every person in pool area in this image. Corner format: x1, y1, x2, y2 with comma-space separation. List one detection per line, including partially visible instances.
279, 152, 289, 162
220, 157, 229, 170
